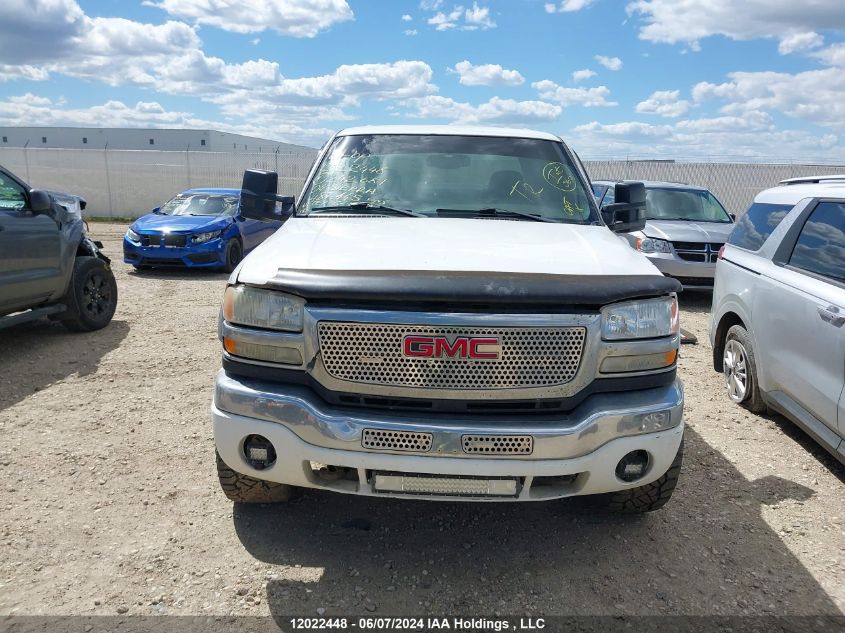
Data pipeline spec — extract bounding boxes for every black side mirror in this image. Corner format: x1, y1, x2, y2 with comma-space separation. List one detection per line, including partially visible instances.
239, 169, 295, 222
729, 213, 736, 222
601, 182, 647, 233
152, 207, 161, 214
29, 190, 52, 215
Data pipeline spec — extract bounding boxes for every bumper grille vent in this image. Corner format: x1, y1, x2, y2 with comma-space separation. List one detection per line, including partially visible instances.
362, 429, 432, 452
318, 322, 586, 390
462, 435, 533, 455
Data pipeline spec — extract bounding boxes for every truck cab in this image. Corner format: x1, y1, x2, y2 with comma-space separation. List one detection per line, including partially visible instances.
212, 126, 684, 511
0, 165, 117, 332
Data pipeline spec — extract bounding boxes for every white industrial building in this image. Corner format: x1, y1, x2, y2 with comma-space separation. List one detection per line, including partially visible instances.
0, 127, 315, 153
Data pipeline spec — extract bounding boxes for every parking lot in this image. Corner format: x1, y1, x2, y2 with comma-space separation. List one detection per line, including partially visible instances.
1, 222, 843, 619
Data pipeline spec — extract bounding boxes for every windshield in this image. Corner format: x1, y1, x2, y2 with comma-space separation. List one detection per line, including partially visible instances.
298, 134, 599, 223
160, 193, 239, 216
644, 187, 731, 223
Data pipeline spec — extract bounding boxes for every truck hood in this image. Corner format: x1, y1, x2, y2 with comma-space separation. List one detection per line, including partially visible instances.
237, 217, 661, 285
644, 220, 734, 243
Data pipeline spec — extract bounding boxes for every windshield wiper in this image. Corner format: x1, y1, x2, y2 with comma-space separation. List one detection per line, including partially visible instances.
437, 208, 560, 223
310, 203, 424, 217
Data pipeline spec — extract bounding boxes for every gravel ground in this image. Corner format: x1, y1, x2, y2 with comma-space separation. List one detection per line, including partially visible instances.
1, 223, 843, 620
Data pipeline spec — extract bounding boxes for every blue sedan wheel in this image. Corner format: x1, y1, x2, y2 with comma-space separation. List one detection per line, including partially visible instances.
223, 239, 242, 273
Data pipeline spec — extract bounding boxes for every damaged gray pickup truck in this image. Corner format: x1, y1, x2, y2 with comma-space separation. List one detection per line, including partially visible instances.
0, 165, 117, 332
212, 125, 684, 512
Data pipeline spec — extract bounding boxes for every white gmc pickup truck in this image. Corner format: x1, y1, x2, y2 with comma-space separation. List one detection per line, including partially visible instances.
212, 126, 684, 512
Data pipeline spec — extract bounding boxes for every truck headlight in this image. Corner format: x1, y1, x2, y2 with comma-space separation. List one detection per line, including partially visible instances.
192, 230, 222, 244
636, 237, 672, 254
223, 285, 304, 332
126, 228, 141, 243
601, 296, 679, 341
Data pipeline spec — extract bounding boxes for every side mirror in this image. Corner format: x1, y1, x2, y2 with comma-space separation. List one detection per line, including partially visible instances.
152, 207, 161, 214
29, 190, 52, 215
729, 213, 736, 222
601, 182, 647, 233
239, 169, 295, 222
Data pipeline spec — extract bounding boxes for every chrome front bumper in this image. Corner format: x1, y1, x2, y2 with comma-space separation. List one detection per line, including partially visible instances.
212, 370, 685, 501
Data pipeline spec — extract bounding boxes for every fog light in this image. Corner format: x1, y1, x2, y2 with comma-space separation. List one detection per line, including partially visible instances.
243, 434, 276, 470
616, 450, 649, 482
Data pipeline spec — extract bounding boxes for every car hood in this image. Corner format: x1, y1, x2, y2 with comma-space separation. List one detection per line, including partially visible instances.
644, 220, 734, 243
237, 217, 662, 286
132, 214, 230, 233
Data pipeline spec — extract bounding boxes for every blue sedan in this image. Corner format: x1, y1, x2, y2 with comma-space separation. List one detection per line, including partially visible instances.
123, 188, 282, 272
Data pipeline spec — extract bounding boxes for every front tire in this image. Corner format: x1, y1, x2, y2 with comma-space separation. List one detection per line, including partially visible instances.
723, 324, 766, 413
216, 451, 296, 503
223, 239, 242, 273
60, 256, 118, 332
601, 440, 684, 513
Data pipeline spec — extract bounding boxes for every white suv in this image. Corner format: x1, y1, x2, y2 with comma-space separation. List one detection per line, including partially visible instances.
709, 176, 845, 464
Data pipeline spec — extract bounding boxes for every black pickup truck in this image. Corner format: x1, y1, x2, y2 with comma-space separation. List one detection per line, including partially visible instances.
0, 165, 117, 331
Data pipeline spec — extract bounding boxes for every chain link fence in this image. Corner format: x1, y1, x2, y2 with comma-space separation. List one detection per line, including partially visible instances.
0, 147, 317, 218
2, 147, 843, 218
584, 160, 845, 214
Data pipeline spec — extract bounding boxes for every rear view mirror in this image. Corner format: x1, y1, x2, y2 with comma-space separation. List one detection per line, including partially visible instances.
239, 169, 295, 222
152, 207, 161, 214
29, 190, 52, 215
601, 182, 647, 233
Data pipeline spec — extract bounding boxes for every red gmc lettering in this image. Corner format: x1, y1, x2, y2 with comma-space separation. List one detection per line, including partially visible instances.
403, 336, 500, 359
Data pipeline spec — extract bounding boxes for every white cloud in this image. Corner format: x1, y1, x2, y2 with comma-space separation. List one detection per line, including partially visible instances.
420, 0, 443, 9
813, 42, 845, 67
533, 80, 617, 107
635, 90, 691, 117
777, 31, 824, 55
692, 67, 845, 131
595, 55, 622, 70
0, 0, 437, 128
572, 68, 596, 82
402, 14, 413, 21
465, 3, 495, 29
627, 0, 845, 50
544, 0, 596, 13
450, 60, 524, 87
145, 0, 353, 37
569, 116, 839, 161
407, 95, 561, 125
0, 93, 334, 146
404, 29, 418, 36
428, 3, 496, 30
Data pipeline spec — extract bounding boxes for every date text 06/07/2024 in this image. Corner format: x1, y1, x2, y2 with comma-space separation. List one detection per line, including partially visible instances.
288, 617, 547, 631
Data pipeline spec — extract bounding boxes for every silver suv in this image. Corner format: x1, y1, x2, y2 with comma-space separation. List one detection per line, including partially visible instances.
593, 180, 734, 289
709, 176, 845, 464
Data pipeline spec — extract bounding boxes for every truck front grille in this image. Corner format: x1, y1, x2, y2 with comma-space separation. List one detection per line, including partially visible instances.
362, 429, 432, 452
462, 435, 533, 455
317, 322, 586, 390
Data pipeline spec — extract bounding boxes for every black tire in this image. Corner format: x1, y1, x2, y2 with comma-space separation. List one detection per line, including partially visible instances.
216, 451, 296, 503
723, 324, 766, 413
223, 239, 242, 273
60, 256, 118, 332
602, 440, 684, 513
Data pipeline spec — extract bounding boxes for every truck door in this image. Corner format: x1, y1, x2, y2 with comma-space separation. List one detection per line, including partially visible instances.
0, 173, 63, 313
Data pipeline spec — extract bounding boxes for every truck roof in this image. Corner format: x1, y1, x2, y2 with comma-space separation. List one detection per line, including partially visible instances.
335, 125, 562, 142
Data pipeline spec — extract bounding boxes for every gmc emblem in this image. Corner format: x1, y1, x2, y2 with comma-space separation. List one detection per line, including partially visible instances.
402, 335, 501, 360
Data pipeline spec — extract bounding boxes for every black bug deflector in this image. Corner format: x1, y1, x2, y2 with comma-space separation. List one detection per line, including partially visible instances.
264, 269, 681, 309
